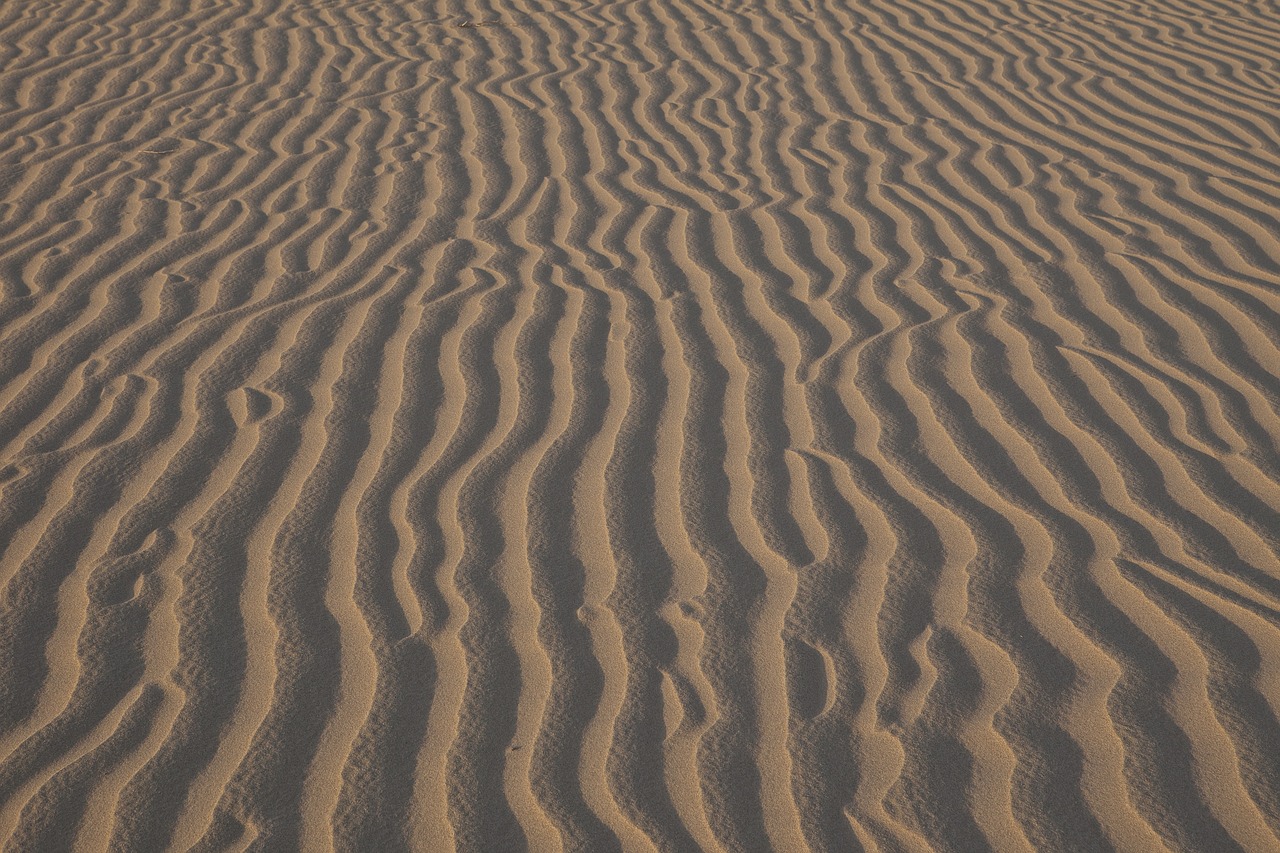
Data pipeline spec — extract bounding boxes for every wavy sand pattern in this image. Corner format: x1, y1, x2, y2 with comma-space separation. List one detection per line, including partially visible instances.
1, 0, 1279, 848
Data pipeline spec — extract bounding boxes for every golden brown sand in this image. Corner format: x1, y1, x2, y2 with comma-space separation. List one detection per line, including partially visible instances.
1, 0, 1279, 849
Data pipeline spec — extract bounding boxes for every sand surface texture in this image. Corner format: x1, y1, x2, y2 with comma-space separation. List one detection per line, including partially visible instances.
2, 0, 1280, 849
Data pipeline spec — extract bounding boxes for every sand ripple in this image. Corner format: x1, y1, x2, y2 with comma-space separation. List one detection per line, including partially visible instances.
1, 0, 1279, 849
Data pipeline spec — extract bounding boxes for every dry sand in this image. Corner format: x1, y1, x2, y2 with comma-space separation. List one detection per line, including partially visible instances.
1, 0, 1279, 849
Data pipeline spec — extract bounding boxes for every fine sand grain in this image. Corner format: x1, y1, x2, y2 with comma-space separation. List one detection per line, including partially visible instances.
1, 0, 1280, 849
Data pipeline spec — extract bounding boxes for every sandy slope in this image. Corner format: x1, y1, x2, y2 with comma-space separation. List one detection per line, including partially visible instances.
0, 0, 1279, 848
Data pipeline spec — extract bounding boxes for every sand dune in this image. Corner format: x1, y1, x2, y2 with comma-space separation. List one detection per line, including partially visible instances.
1, 0, 1279, 848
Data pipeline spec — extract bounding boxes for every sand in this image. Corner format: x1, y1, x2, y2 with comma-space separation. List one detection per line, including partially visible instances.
0, 0, 1278, 849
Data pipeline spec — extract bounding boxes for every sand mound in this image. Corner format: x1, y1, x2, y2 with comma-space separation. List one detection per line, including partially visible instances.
1, 0, 1279, 848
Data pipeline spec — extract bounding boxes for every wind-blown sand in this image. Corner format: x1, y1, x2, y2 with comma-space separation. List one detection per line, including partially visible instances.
1, 0, 1279, 848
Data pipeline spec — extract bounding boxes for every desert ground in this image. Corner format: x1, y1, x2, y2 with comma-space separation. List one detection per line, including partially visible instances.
1, 0, 1279, 849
